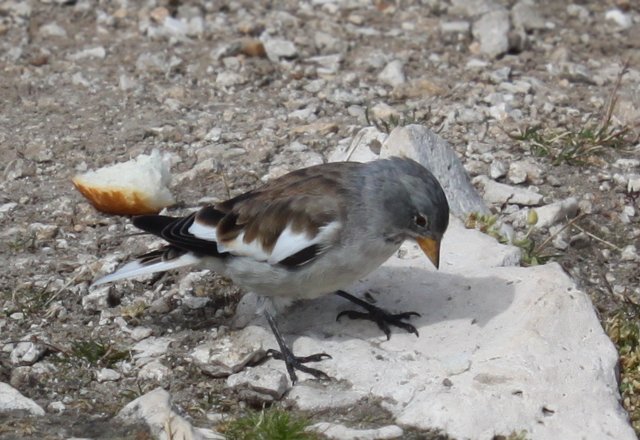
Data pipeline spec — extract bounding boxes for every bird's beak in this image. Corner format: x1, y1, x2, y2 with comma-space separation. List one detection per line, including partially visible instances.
416, 236, 441, 269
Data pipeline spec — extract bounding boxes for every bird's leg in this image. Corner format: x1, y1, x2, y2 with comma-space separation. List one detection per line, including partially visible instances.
263, 310, 331, 384
335, 290, 420, 340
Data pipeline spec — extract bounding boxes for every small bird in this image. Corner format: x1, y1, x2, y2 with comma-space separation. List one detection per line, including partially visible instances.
93, 157, 449, 383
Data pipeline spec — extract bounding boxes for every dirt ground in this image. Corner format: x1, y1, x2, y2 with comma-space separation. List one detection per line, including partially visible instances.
1, 0, 639, 439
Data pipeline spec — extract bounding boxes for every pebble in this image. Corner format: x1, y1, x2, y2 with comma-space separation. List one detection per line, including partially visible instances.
47, 401, 66, 413
440, 21, 470, 34
471, 9, 510, 57
226, 365, 289, 401
69, 46, 106, 60
3, 159, 36, 180
132, 337, 173, 365
511, 0, 546, 31
474, 175, 543, 206
378, 60, 406, 87
263, 38, 297, 62
605, 9, 632, 29
39, 22, 67, 37
96, 368, 121, 382
620, 245, 638, 262
10, 341, 47, 366
533, 197, 579, 229
627, 175, 640, 193
490, 160, 507, 179
138, 360, 170, 381
507, 160, 543, 185
82, 285, 113, 312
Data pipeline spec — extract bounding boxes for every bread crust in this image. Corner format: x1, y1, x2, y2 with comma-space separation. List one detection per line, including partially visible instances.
72, 176, 164, 215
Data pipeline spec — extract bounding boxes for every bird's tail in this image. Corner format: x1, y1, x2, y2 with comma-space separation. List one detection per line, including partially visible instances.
92, 246, 200, 286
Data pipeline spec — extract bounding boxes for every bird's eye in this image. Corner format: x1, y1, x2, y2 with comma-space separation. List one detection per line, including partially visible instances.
414, 214, 428, 228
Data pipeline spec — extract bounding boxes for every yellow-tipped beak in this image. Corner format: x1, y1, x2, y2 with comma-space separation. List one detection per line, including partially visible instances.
417, 236, 441, 269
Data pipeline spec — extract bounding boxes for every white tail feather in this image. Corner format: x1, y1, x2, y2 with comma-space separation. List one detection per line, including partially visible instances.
92, 253, 201, 286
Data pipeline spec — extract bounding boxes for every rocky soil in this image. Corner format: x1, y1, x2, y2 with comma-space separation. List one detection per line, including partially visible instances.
0, 0, 639, 439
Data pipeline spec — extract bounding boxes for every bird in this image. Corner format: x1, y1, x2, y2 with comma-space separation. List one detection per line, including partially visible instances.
93, 156, 450, 383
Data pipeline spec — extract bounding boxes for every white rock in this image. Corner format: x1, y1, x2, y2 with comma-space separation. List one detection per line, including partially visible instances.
440, 21, 470, 34
532, 197, 579, 228
215, 71, 246, 87
613, 158, 640, 169
0, 382, 45, 415
131, 327, 154, 341
132, 337, 173, 365
39, 22, 67, 37
472, 9, 510, 58
96, 368, 121, 382
378, 60, 406, 87
263, 39, 297, 62
507, 160, 543, 185
117, 388, 223, 440
82, 285, 113, 312
310, 422, 403, 439
474, 175, 543, 206
10, 341, 46, 366
138, 361, 170, 381
627, 175, 640, 193
226, 365, 289, 400
328, 127, 387, 164
69, 46, 106, 60
47, 401, 66, 413
287, 384, 362, 411
381, 125, 490, 216
189, 328, 265, 377
489, 160, 507, 179
605, 9, 632, 29
620, 245, 638, 262
511, 0, 546, 31
182, 296, 210, 310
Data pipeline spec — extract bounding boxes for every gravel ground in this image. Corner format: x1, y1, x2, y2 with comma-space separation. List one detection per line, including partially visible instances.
1, 0, 639, 438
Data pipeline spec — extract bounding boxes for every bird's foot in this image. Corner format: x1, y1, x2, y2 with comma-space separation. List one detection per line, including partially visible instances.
266, 349, 332, 384
264, 311, 332, 384
335, 290, 420, 340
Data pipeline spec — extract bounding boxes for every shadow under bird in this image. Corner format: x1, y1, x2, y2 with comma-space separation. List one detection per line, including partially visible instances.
93, 156, 449, 383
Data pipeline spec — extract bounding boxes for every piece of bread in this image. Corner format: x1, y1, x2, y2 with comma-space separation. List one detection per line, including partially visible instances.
72, 150, 175, 215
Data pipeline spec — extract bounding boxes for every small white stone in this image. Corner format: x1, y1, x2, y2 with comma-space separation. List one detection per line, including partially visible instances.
621, 245, 638, 262
39, 22, 67, 37
10, 341, 46, 366
532, 198, 579, 228
69, 46, 106, 60
138, 361, 170, 381
263, 39, 297, 62
378, 60, 406, 87
82, 285, 112, 312
489, 160, 507, 179
96, 368, 121, 382
226, 365, 289, 399
47, 401, 66, 413
131, 327, 153, 341
605, 9, 632, 29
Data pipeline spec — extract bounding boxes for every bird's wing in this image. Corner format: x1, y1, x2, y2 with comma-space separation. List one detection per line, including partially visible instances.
203, 162, 360, 267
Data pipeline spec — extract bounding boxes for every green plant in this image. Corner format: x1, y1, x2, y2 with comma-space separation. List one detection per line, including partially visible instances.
510, 61, 638, 165
222, 407, 317, 440
70, 340, 130, 367
606, 307, 640, 433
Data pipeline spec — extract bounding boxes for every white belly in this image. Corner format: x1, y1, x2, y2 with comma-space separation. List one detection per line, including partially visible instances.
219, 238, 403, 299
